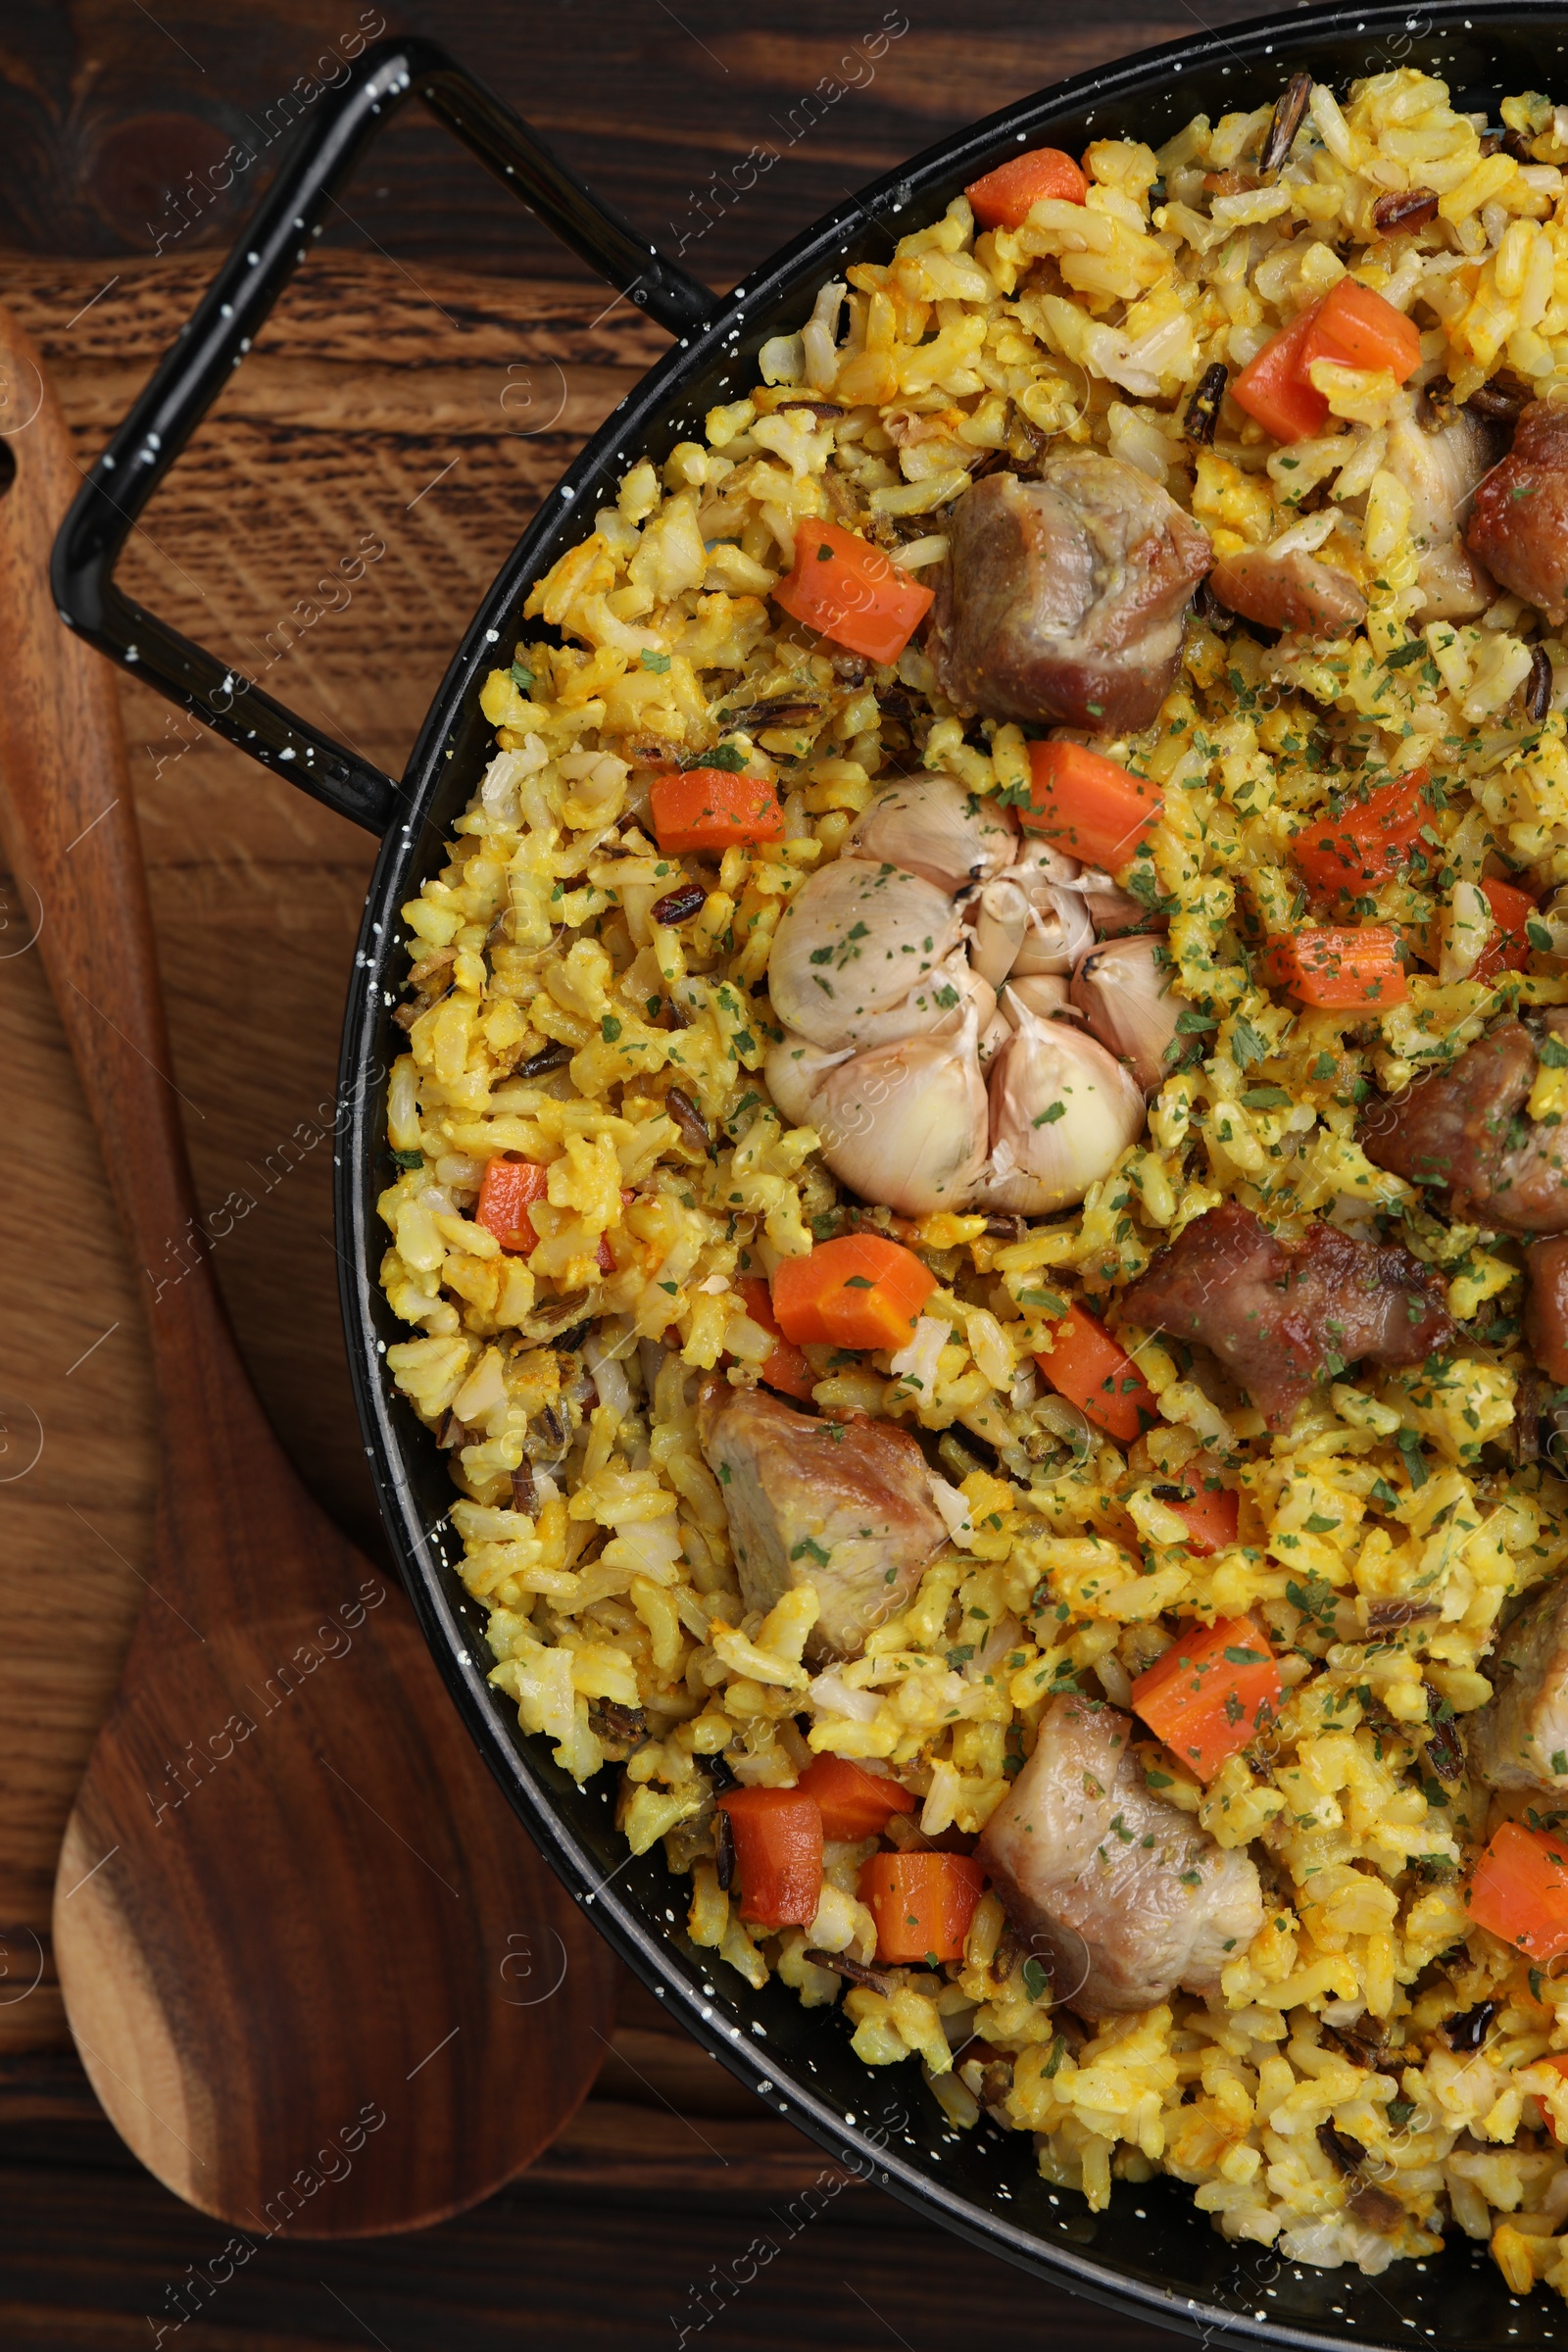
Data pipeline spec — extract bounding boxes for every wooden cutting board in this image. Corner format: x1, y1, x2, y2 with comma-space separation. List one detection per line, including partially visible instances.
0, 246, 848, 2193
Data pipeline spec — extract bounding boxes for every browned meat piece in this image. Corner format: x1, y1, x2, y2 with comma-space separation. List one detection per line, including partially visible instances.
1527, 1237, 1568, 1384
695, 1379, 946, 1661
974, 1692, 1263, 2018
1385, 402, 1503, 621
928, 453, 1212, 734
1360, 1021, 1568, 1233
1119, 1201, 1452, 1431
1468, 1573, 1568, 1790
1467, 401, 1568, 624
1208, 547, 1366, 639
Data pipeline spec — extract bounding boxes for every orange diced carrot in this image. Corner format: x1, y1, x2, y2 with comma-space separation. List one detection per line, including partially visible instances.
735, 1275, 817, 1402
1163, 1475, 1240, 1556
965, 146, 1088, 229
858, 1851, 986, 1964
1131, 1618, 1280, 1781
1292, 768, 1431, 900
798, 1754, 917, 1840
476, 1156, 549, 1253
1298, 276, 1422, 383
649, 768, 782, 856
1021, 739, 1162, 870
719, 1787, 823, 1928
1477, 875, 1538, 978
772, 519, 934, 664
1468, 1820, 1568, 1966
770, 1236, 935, 1354
1262, 924, 1407, 1009
1231, 304, 1332, 444
1034, 1300, 1156, 1444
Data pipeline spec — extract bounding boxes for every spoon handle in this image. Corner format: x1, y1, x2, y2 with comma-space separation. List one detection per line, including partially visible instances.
0, 309, 216, 1396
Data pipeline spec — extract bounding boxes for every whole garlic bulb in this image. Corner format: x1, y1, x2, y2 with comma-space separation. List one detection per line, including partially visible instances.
978, 993, 1146, 1215
809, 1011, 990, 1216
1068, 934, 1181, 1094
845, 771, 1017, 894
767, 857, 963, 1049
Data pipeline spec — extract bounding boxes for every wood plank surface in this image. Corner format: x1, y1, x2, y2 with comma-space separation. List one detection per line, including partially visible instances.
0, 4, 1279, 2334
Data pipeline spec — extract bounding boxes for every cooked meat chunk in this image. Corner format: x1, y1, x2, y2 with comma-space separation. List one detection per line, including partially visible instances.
929, 453, 1212, 734
975, 1692, 1263, 2018
1119, 1201, 1452, 1431
695, 1379, 946, 1661
1360, 1020, 1568, 1233
1467, 400, 1568, 624
1208, 547, 1366, 639
1468, 1573, 1568, 1790
1527, 1236, 1568, 1384
1385, 401, 1503, 621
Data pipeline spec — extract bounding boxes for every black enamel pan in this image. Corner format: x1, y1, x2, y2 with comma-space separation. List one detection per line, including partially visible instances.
52, 12, 1568, 2341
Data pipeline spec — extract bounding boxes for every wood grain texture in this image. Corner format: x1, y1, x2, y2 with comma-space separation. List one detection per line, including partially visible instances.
0, 0, 1272, 290
0, 301, 619, 2233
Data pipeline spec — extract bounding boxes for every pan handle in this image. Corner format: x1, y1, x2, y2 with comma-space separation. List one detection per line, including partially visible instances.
49, 35, 718, 840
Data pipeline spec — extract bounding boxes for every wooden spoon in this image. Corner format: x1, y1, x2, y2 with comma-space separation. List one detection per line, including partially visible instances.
0, 306, 617, 2236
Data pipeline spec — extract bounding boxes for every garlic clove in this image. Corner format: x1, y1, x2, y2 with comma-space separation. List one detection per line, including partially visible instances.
767, 856, 964, 1049
978, 1007, 1012, 1066
1008, 834, 1082, 896
764, 1027, 854, 1126
978, 992, 1146, 1214
1075, 867, 1164, 937
845, 771, 1017, 894
810, 1009, 989, 1217
1008, 885, 1095, 977
817, 942, 993, 1054
969, 876, 1031, 987
1001, 973, 1075, 1022
1068, 934, 1181, 1094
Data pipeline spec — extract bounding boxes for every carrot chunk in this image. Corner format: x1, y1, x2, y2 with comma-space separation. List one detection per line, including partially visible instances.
965, 146, 1088, 229
476, 1156, 549, 1253
1298, 276, 1422, 383
735, 1275, 817, 1403
770, 1235, 936, 1353
1130, 1617, 1280, 1781
798, 1754, 917, 1840
1262, 924, 1407, 1008
649, 767, 782, 856
772, 518, 934, 664
1034, 1300, 1156, 1443
1468, 1820, 1568, 1965
1233, 282, 1420, 447
475, 1158, 619, 1271
1231, 304, 1332, 444
1292, 767, 1431, 900
859, 1850, 986, 1965
1163, 1476, 1240, 1556
1477, 874, 1538, 979
718, 1787, 823, 1928
1021, 739, 1162, 871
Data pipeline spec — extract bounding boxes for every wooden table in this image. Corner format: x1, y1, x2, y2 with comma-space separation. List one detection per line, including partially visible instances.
0, 4, 1264, 2339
